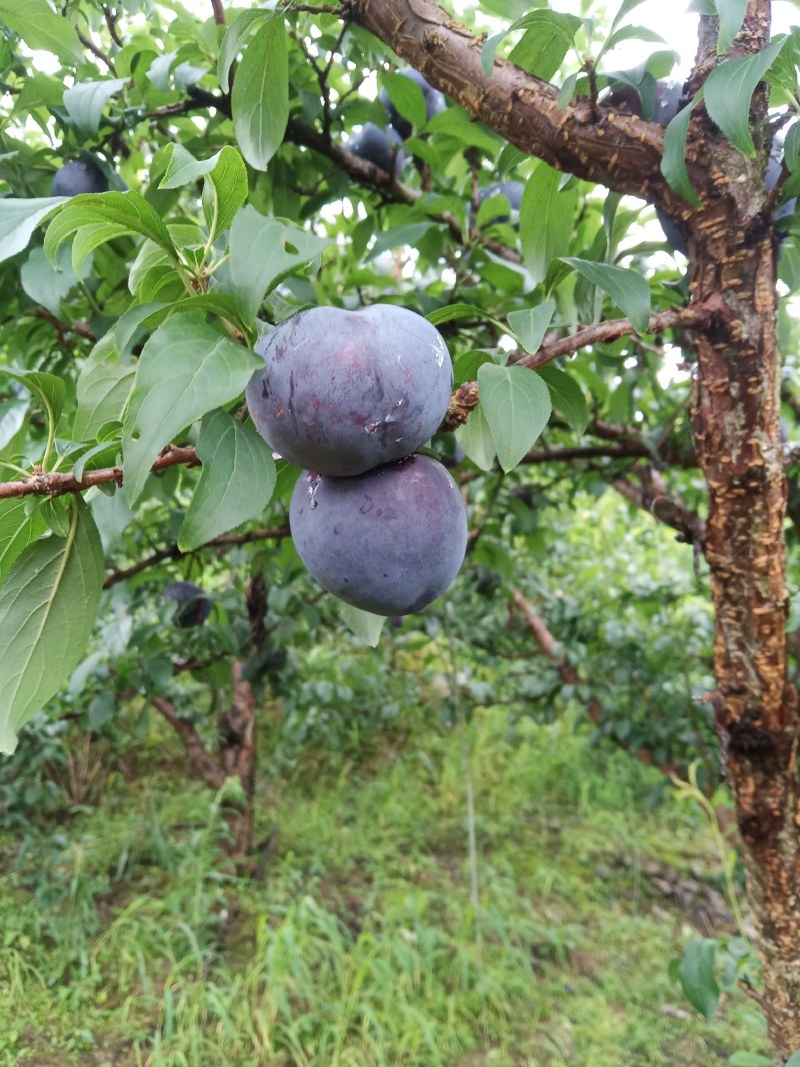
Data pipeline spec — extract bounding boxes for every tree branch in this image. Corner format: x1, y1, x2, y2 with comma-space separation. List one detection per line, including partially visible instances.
511, 588, 681, 777
103, 526, 290, 588
346, 0, 699, 217
442, 304, 713, 430
152, 696, 227, 790
611, 467, 706, 550
0, 445, 199, 500
77, 29, 117, 72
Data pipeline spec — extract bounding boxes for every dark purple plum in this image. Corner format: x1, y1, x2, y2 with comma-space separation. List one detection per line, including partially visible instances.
162, 581, 212, 628
51, 160, 108, 197
345, 122, 405, 176
246, 304, 453, 477
290, 455, 468, 615
380, 68, 446, 141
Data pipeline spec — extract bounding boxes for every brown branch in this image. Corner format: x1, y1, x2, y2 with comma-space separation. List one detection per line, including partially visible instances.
104, 526, 290, 588
34, 307, 96, 343
76, 30, 116, 72
521, 444, 651, 464
0, 445, 199, 501
442, 305, 712, 430
152, 696, 226, 790
511, 588, 680, 778
102, 5, 124, 48
210, 0, 226, 24
346, 0, 700, 218
611, 467, 706, 549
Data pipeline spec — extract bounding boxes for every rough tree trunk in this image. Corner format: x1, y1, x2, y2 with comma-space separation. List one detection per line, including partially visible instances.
685, 13, 800, 1057
348, 0, 800, 1056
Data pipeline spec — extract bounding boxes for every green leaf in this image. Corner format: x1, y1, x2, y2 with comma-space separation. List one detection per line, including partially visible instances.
508, 13, 584, 82
537, 364, 588, 433
338, 602, 386, 647
231, 17, 288, 172
561, 258, 651, 334
715, 0, 749, 54
0, 499, 47, 585
177, 410, 276, 551
677, 938, 720, 1018
218, 8, 277, 93
482, 10, 581, 79
0, 498, 104, 755
203, 146, 249, 241
368, 222, 435, 260
0, 197, 63, 264
427, 303, 486, 327
73, 335, 135, 441
704, 38, 787, 156
381, 71, 427, 130
21, 245, 77, 316
229, 206, 330, 321
477, 364, 552, 472
44, 190, 177, 264
455, 405, 496, 471
520, 165, 579, 286
0, 0, 83, 64
159, 143, 220, 188
122, 314, 262, 506
0, 367, 66, 431
508, 299, 556, 354
661, 94, 702, 205
63, 78, 128, 137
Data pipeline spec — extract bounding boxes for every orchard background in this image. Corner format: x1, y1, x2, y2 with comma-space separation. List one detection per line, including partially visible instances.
1, 0, 800, 1063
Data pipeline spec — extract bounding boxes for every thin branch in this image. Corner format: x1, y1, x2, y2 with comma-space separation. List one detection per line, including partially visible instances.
521, 444, 651, 464
210, 0, 226, 25
442, 304, 713, 430
152, 696, 227, 790
103, 525, 290, 588
611, 467, 706, 549
0, 444, 199, 501
511, 588, 681, 778
101, 5, 124, 48
77, 30, 117, 72
34, 307, 96, 343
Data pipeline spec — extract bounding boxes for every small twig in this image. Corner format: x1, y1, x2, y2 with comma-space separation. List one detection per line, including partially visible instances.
102, 5, 124, 48
77, 30, 117, 72
210, 0, 226, 25
152, 695, 227, 790
511, 587, 681, 778
0, 444, 199, 501
441, 304, 713, 430
104, 525, 290, 587
34, 307, 96, 343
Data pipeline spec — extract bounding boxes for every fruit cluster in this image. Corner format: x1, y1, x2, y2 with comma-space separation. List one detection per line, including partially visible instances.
246, 305, 467, 616
344, 68, 446, 177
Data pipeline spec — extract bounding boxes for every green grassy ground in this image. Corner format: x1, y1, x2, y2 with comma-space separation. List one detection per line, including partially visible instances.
0, 706, 768, 1067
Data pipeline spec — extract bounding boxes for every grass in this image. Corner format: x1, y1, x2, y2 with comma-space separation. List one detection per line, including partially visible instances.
0, 704, 769, 1067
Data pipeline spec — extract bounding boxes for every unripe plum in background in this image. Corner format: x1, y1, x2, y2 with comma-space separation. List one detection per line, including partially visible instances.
51, 160, 109, 197
345, 122, 405, 177
290, 455, 468, 615
246, 305, 453, 477
162, 581, 212, 628
380, 68, 446, 140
